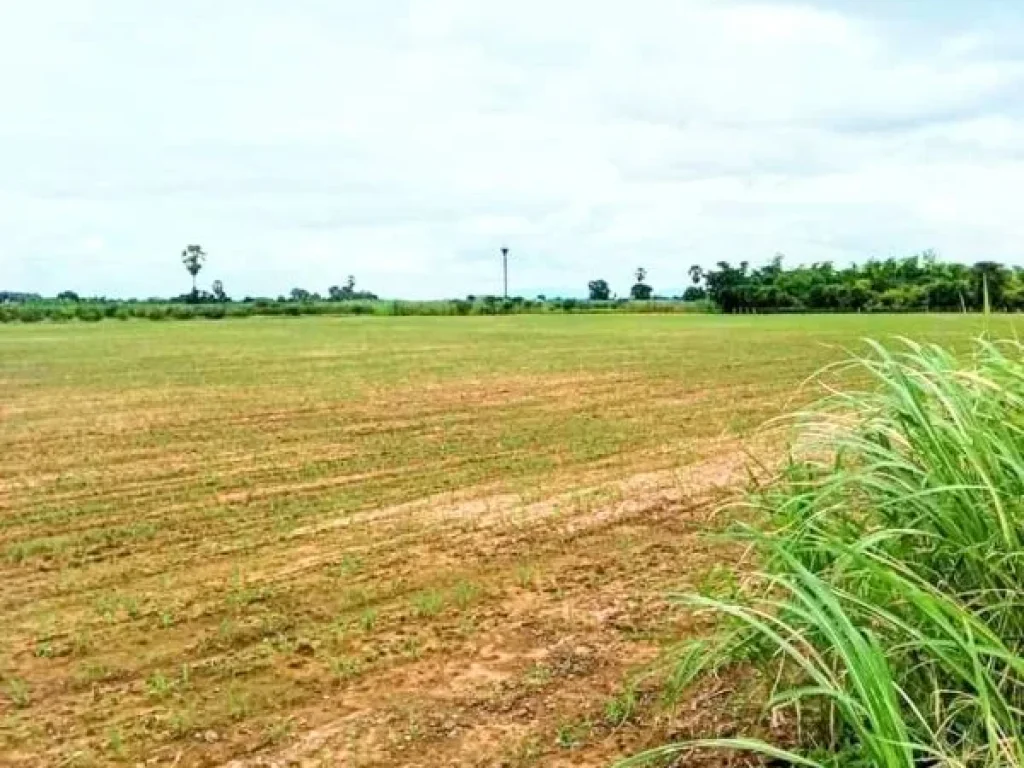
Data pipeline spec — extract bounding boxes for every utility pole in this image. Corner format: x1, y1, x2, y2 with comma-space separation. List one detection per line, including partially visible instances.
502, 247, 509, 299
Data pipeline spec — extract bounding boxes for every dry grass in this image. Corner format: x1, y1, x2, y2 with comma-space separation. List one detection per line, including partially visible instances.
0, 314, 1015, 766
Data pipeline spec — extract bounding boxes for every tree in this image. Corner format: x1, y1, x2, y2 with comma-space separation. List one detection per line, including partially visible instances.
327, 276, 378, 302
211, 280, 227, 302
329, 276, 359, 301
588, 279, 611, 300
630, 267, 653, 300
181, 245, 207, 297
57, 290, 80, 302
688, 264, 703, 287
682, 286, 706, 301
290, 287, 312, 302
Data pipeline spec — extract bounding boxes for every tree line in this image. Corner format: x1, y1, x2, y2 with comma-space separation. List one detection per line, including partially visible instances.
4, 245, 1024, 322
176, 245, 379, 304
679, 252, 1024, 313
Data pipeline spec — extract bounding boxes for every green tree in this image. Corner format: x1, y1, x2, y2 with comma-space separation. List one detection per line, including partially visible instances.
211, 280, 227, 302
181, 245, 207, 297
588, 279, 611, 300
630, 267, 652, 300
328, 275, 362, 301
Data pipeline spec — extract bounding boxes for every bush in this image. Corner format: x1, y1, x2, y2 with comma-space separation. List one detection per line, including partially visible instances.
630, 338, 1024, 768
167, 305, 196, 321
46, 306, 75, 322
226, 304, 253, 318
198, 305, 226, 320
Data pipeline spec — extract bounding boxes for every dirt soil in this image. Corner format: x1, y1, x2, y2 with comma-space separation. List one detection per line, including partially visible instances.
0, 442, 774, 767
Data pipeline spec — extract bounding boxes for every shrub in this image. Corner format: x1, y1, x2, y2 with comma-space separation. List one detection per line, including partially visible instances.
167, 305, 196, 321
628, 338, 1024, 768
226, 304, 253, 318
198, 305, 226, 320
75, 305, 103, 322
18, 306, 45, 323
47, 306, 75, 322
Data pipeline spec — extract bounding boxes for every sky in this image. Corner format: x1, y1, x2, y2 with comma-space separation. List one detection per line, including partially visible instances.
1, 1, 1023, 300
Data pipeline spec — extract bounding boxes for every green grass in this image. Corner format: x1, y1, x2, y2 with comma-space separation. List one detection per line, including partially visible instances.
627, 337, 1024, 768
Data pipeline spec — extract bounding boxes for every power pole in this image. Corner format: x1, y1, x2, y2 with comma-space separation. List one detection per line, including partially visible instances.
502, 247, 509, 299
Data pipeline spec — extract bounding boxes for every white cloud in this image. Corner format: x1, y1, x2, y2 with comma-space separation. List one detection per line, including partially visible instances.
1, 0, 1023, 298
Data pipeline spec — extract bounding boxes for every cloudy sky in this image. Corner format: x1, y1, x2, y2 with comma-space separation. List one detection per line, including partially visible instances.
2, 1, 1023, 299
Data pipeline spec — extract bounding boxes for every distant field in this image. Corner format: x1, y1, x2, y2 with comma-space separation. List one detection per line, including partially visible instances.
0, 314, 1016, 767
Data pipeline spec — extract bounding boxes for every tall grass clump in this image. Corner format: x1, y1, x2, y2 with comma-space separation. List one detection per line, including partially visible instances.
627, 338, 1024, 768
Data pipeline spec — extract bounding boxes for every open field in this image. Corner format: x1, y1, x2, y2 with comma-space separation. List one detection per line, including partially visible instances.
0, 314, 1018, 767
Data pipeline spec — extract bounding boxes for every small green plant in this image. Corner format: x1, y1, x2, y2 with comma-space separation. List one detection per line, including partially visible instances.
72, 630, 93, 656
695, 564, 739, 601
169, 707, 195, 739
334, 554, 363, 577
123, 596, 141, 619
76, 662, 110, 684
259, 719, 293, 747
515, 563, 537, 590
34, 640, 54, 659
524, 663, 552, 688
3, 678, 30, 708
328, 655, 363, 681
409, 590, 444, 618
451, 579, 481, 610
359, 607, 378, 632
604, 685, 637, 727
659, 639, 716, 710
556, 719, 591, 750
342, 586, 374, 609
504, 734, 543, 765
106, 727, 125, 758
227, 684, 251, 720
94, 593, 119, 622
145, 672, 173, 700
226, 567, 269, 610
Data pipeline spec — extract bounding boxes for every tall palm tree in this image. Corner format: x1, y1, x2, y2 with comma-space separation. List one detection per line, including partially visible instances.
181, 245, 207, 296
